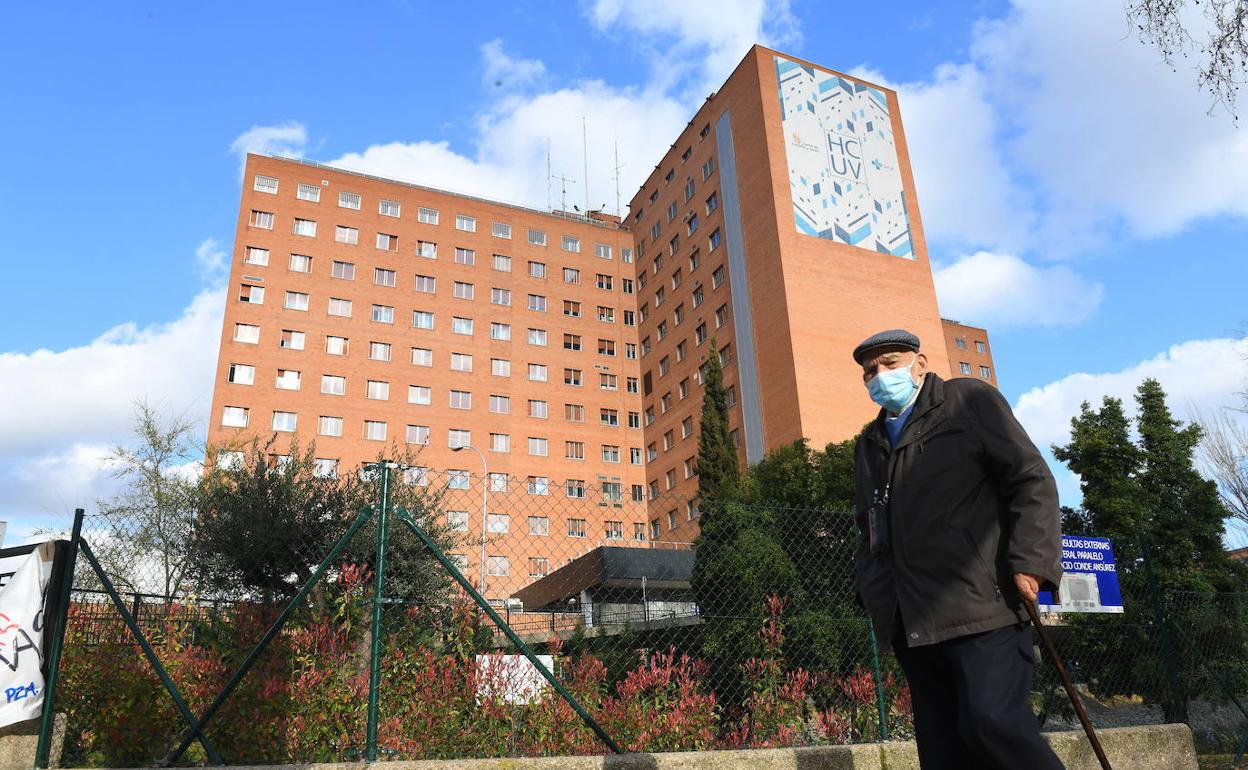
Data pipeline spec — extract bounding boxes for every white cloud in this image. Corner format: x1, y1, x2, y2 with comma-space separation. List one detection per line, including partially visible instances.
228, 121, 308, 173
481, 39, 546, 90
1014, 337, 1248, 452
588, 0, 800, 95
194, 237, 228, 285
0, 236, 224, 529
933, 251, 1103, 329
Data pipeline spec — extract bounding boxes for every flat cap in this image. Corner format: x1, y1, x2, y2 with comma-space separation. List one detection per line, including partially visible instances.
853, 329, 920, 364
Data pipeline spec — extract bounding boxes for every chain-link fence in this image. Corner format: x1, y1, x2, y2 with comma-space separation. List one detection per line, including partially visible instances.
39, 465, 1248, 765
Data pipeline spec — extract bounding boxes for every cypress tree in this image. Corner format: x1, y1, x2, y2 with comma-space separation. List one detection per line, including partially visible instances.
695, 338, 740, 505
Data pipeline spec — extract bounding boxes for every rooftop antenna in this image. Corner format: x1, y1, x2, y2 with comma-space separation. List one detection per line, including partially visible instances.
552, 171, 576, 213
582, 116, 590, 214
613, 140, 626, 217
546, 139, 552, 212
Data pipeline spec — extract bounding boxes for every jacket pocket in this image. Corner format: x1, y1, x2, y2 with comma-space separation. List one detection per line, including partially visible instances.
963, 528, 1001, 598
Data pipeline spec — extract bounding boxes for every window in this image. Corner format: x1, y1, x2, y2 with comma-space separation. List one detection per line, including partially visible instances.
657, 321, 668, 340
321, 375, 346, 395
528, 476, 549, 495
563, 300, 582, 317
719, 343, 732, 366
959, 362, 972, 375
975, 340, 987, 354
651, 221, 661, 241
695, 322, 708, 345
227, 363, 254, 385
376, 233, 398, 252
450, 390, 472, 410
527, 328, 547, 346
655, 287, 666, 308
600, 408, 619, 426
412, 310, 434, 329
493, 254, 512, 272
563, 333, 582, 351
561, 235, 580, 253
489, 394, 510, 414
363, 420, 387, 441
528, 399, 548, 418
598, 339, 616, 356
565, 403, 585, 422
487, 513, 510, 534
411, 347, 433, 366
597, 306, 615, 323
490, 433, 510, 453
489, 472, 508, 492
272, 411, 297, 432
679, 378, 690, 400
675, 340, 687, 362
980, 366, 993, 379
450, 352, 473, 372
689, 249, 701, 272
702, 156, 715, 179
297, 183, 320, 202
529, 516, 550, 536
454, 247, 476, 266
233, 323, 260, 344
279, 329, 304, 349
371, 305, 394, 324
604, 521, 624, 541
623, 310, 636, 327
289, 253, 311, 273
602, 445, 620, 463
528, 228, 547, 246
596, 274, 613, 290
486, 557, 509, 577
705, 192, 719, 213
275, 369, 301, 390
414, 274, 436, 293
314, 459, 339, 479
684, 177, 695, 201
565, 441, 585, 460
490, 322, 511, 341
452, 316, 473, 335
528, 364, 548, 382
622, 248, 633, 263
527, 294, 547, 312
331, 260, 356, 281
405, 466, 430, 486
566, 479, 586, 499
955, 336, 967, 349
693, 284, 705, 307
379, 199, 401, 217
418, 207, 439, 225
647, 443, 658, 461
335, 226, 359, 245
244, 246, 269, 266
567, 519, 587, 538
447, 511, 469, 532
249, 210, 274, 229
366, 380, 390, 400
681, 417, 694, 439
417, 240, 437, 258
409, 385, 432, 405
491, 222, 512, 239
491, 287, 511, 306
634, 522, 648, 541
595, 243, 613, 259
318, 416, 343, 437
528, 261, 546, 279
563, 267, 580, 284
627, 376, 638, 393
563, 368, 582, 386
448, 429, 471, 449
338, 191, 361, 210
709, 228, 722, 251
374, 268, 397, 287
453, 281, 475, 300
293, 218, 317, 237
405, 424, 430, 445
528, 437, 548, 456
600, 373, 618, 390
650, 519, 662, 540
328, 298, 353, 317
240, 284, 265, 304
712, 265, 726, 289
491, 358, 511, 377
221, 406, 249, 427
715, 303, 728, 327
622, 278, 634, 294
455, 214, 477, 232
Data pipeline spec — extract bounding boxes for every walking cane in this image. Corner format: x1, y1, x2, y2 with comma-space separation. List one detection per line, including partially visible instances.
1025, 598, 1112, 770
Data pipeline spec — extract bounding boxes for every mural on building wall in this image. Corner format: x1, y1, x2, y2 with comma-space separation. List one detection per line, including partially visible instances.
775, 56, 914, 259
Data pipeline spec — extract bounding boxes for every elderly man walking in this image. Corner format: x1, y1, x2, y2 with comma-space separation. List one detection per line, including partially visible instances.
852, 329, 1065, 770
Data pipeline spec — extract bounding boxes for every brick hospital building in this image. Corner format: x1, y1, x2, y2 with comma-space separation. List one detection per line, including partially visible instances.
207, 45, 996, 600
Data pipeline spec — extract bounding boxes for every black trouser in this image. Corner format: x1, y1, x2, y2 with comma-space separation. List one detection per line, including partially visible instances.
892, 618, 1065, 770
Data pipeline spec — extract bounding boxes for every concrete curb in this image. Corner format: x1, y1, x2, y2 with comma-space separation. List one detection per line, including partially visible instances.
53, 723, 1197, 770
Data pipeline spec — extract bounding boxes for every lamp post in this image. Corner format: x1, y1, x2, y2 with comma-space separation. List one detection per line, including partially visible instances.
451, 444, 489, 597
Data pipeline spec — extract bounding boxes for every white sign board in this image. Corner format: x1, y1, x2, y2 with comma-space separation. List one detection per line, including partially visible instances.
475, 654, 553, 705
0, 551, 50, 727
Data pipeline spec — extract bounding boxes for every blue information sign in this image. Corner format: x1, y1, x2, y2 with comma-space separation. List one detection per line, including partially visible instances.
1036, 535, 1123, 613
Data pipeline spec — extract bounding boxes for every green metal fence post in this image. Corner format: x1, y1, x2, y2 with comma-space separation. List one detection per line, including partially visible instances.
365, 462, 392, 762
165, 503, 375, 765
1139, 532, 1186, 723
77, 540, 223, 764
867, 621, 890, 740
393, 506, 624, 754
35, 508, 84, 768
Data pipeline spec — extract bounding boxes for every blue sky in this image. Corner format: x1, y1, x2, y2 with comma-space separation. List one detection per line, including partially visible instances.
2, 0, 1246, 538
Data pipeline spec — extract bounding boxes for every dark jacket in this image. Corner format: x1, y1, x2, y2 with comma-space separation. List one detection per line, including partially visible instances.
853, 373, 1062, 649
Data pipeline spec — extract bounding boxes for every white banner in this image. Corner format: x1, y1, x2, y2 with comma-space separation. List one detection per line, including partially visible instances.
0, 551, 49, 727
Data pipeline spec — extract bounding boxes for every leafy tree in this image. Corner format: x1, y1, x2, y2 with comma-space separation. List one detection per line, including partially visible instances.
94, 401, 201, 596
695, 340, 740, 505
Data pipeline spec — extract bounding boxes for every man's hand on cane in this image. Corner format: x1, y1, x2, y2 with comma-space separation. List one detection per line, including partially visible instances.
1014, 572, 1041, 603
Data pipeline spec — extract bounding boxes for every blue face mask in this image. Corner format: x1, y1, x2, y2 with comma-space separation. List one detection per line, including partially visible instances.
867, 359, 919, 413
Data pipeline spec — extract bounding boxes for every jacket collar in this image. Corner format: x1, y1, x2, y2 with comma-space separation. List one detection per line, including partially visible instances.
865, 373, 946, 450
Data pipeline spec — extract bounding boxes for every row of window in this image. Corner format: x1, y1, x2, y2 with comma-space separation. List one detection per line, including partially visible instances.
957, 362, 994, 379
953, 336, 989, 354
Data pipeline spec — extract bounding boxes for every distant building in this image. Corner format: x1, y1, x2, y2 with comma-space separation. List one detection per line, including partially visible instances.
208, 45, 995, 601
941, 319, 998, 388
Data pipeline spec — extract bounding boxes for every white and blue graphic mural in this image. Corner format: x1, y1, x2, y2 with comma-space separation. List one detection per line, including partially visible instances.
775, 56, 914, 259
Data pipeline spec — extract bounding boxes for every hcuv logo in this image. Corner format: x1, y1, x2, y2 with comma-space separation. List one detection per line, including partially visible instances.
0, 611, 42, 673
827, 135, 864, 180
